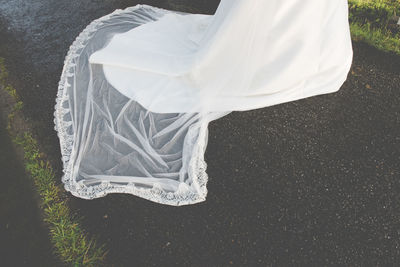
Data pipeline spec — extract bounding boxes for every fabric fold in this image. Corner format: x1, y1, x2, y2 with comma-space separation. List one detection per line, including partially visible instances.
55, 1, 353, 205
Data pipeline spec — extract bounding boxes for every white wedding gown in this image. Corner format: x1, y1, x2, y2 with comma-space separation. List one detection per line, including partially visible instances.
55, 0, 353, 205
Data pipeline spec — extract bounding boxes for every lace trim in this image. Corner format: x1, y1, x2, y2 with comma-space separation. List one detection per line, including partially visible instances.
54, 5, 209, 206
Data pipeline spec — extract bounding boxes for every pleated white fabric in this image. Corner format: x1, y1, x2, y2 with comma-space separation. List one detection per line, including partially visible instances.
55, 1, 353, 205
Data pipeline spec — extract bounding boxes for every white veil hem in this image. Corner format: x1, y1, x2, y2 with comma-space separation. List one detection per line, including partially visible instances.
54, 5, 224, 205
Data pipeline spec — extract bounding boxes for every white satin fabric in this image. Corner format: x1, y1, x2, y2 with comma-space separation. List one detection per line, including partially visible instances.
55, 1, 353, 205
90, 0, 353, 113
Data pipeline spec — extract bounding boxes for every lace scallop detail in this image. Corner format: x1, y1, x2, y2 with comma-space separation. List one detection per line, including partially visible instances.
54, 5, 212, 206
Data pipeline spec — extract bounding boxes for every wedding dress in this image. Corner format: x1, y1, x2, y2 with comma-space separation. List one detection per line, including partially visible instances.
54, 0, 353, 205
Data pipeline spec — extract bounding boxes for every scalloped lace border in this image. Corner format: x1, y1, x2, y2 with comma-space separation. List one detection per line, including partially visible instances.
54, 5, 211, 206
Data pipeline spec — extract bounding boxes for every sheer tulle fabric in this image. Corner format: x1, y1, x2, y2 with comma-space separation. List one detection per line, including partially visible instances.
55, 1, 353, 205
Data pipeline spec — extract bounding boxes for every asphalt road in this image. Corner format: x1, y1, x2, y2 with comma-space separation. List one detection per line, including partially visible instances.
1, 0, 400, 266
0, 111, 61, 266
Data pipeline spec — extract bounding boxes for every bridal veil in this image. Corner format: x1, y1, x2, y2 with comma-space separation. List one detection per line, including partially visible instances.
54, 0, 353, 205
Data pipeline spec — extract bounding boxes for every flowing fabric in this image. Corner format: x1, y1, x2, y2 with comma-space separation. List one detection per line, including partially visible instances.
54, 1, 353, 205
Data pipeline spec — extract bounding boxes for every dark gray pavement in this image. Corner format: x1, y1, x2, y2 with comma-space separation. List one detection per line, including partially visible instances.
1, 0, 400, 266
0, 112, 62, 266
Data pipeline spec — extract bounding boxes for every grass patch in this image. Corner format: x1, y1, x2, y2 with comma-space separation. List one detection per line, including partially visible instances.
349, 0, 400, 55
13, 133, 107, 266
0, 57, 108, 266
349, 0, 399, 29
350, 22, 400, 54
4, 85, 19, 100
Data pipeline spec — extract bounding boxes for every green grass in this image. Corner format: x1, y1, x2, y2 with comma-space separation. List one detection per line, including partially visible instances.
348, 0, 400, 55
349, 0, 399, 27
350, 22, 400, 54
0, 57, 108, 266
13, 133, 107, 266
